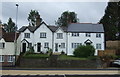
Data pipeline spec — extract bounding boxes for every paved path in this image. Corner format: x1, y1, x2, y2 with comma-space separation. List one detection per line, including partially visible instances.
1, 70, 120, 75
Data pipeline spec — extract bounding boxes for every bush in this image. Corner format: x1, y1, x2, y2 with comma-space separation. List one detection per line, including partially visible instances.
46, 48, 53, 56
61, 50, 65, 55
73, 45, 95, 58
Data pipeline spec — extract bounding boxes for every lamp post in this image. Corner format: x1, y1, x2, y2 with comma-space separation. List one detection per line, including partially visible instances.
14, 3, 18, 66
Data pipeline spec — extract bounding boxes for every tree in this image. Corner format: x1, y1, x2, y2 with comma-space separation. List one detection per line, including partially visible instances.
3, 18, 16, 32
73, 45, 95, 58
99, 2, 120, 40
55, 11, 79, 26
28, 10, 42, 26
0, 20, 2, 24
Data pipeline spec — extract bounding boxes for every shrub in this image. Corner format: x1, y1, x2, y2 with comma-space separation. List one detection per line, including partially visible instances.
73, 45, 95, 58
61, 50, 65, 55
46, 48, 53, 56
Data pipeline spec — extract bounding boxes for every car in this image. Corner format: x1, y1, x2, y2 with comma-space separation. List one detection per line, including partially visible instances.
111, 58, 120, 67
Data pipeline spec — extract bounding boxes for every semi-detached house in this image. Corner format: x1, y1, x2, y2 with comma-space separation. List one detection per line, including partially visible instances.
19, 22, 105, 55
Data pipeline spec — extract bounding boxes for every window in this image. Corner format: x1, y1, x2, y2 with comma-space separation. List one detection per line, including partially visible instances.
96, 44, 101, 49
61, 43, 65, 48
28, 43, 32, 48
72, 33, 79, 37
40, 33, 46, 38
86, 33, 91, 37
57, 33, 63, 39
0, 56, 4, 62
72, 43, 82, 48
44, 42, 49, 48
24, 33, 30, 38
96, 33, 101, 38
7, 55, 13, 62
0, 43, 5, 49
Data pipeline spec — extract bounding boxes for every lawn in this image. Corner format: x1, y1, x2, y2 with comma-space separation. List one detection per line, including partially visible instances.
23, 53, 49, 59
58, 55, 88, 60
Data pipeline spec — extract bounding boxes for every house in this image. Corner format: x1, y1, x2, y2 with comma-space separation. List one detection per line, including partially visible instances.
0, 26, 20, 66
19, 22, 105, 55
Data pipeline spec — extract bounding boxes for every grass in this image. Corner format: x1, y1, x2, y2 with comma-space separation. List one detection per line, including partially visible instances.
23, 53, 49, 59
58, 55, 88, 60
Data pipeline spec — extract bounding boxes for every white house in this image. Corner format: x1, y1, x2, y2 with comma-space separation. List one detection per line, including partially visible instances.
0, 26, 20, 66
19, 22, 105, 55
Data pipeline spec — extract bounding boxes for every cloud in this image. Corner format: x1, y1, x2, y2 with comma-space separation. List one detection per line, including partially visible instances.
2, 2, 107, 29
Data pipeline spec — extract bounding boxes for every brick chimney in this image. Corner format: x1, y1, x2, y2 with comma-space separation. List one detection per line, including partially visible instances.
36, 15, 41, 26
0, 25, 5, 38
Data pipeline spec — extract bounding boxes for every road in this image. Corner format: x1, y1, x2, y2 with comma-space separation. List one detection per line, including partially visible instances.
1, 69, 120, 75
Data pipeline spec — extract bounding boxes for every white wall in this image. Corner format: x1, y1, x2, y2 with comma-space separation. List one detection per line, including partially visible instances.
34, 24, 53, 53
68, 32, 104, 55
53, 28, 67, 53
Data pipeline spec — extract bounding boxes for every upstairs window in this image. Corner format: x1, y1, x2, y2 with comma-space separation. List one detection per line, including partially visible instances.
86, 33, 91, 37
24, 33, 30, 38
40, 33, 46, 38
96, 33, 101, 38
61, 43, 65, 48
0, 43, 5, 49
57, 33, 63, 39
44, 42, 49, 48
72, 33, 79, 37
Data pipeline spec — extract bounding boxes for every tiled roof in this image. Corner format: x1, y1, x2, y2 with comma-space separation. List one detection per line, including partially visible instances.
67, 23, 104, 33
3, 32, 19, 42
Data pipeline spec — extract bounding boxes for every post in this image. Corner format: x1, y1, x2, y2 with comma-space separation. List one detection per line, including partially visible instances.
14, 3, 19, 66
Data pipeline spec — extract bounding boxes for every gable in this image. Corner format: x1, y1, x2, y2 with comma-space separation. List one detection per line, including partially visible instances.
55, 27, 64, 33
0, 38, 5, 42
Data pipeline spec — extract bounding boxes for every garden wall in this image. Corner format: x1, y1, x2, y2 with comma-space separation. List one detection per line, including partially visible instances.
19, 58, 102, 68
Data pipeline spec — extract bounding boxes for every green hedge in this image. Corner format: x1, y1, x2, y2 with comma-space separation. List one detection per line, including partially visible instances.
73, 45, 95, 58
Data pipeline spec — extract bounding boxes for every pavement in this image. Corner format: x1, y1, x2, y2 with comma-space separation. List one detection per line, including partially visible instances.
1, 67, 120, 75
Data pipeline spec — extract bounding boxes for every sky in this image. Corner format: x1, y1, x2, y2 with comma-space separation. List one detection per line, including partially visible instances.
1, 1, 108, 29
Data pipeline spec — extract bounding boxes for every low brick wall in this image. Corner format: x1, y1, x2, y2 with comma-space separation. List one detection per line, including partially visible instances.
19, 58, 101, 68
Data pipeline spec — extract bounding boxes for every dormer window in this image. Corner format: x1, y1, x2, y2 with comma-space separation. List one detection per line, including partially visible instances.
57, 33, 63, 39
40, 33, 46, 38
24, 33, 30, 38
86, 33, 91, 37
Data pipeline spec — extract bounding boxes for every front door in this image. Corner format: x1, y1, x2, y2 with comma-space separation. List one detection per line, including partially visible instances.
22, 43, 26, 53
55, 43, 58, 52
37, 43, 41, 52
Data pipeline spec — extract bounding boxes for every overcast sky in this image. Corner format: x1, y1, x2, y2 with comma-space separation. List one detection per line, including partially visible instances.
1, 2, 108, 29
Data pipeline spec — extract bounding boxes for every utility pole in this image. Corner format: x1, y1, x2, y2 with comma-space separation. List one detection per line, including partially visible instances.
14, 3, 18, 66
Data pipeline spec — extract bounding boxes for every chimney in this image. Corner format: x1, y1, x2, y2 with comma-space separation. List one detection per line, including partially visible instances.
36, 15, 41, 26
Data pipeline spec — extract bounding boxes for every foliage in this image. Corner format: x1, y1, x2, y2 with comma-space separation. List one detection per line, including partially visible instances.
58, 54, 87, 60
99, 2, 120, 40
61, 50, 65, 55
46, 48, 53, 56
23, 53, 49, 59
28, 10, 42, 26
3, 18, 16, 32
55, 11, 79, 26
88, 56, 98, 60
73, 45, 95, 58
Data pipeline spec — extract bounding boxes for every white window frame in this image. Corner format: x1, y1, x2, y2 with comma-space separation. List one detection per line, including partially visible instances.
72, 33, 79, 37
0, 43, 5, 49
44, 42, 49, 48
24, 33, 30, 38
96, 43, 101, 49
40, 33, 46, 38
96, 33, 101, 38
86, 33, 91, 37
57, 33, 63, 39
7, 55, 13, 62
0, 56, 4, 62
72, 43, 82, 49
61, 43, 65, 48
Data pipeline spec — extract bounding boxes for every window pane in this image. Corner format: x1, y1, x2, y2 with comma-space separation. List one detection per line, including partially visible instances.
40, 33, 46, 38
57, 33, 63, 39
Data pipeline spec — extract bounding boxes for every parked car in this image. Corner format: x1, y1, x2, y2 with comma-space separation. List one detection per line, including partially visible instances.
110, 58, 120, 67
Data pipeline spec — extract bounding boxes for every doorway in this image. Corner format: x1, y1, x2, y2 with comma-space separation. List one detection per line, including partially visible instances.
22, 43, 26, 53
37, 43, 41, 52
55, 43, 58, 52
